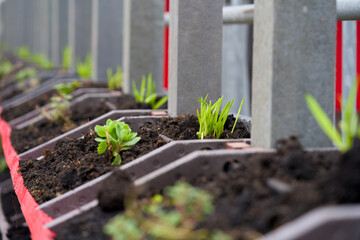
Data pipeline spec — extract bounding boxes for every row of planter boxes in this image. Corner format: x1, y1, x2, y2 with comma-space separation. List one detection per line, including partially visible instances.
0, 64, 360, 240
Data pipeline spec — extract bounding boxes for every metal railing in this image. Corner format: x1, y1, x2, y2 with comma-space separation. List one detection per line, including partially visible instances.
164, 0, 360, 26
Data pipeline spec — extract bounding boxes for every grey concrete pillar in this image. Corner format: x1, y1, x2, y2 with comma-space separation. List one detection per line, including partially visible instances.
23, 0, 34, 51
69, 0, 92, 71
51, 0, 69, 67
32, 0, 51, 58
123, 0, 164, 94
251, 0, 337, 148
222, 0, 251, 116
168, 0, 223, 116
1, 0, 25, 50
92, 0, 123, 81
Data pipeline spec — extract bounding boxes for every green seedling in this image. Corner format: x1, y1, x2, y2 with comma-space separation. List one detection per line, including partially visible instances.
197, 95, 245, 139
43, 94, 72, 125
104, 181, 232, 240
76, 54, 92, 79
15, 67, 37, 82
132, 74, 168, 109
53, 80, 81, 95
32, 53, 53, 70
107, 66, 123, 90
306, 79, 360, 153
0, 61, 14, 77
95, 120, 141, 165
17, 46, 31, 60
62, 46, 72, 70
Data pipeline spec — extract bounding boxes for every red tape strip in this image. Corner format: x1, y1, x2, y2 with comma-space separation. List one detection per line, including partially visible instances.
0, 107, 55, 240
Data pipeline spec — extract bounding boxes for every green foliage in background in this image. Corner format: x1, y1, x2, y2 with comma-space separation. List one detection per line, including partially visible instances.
76, 54, 92, 79
306, 79, 360, 152
107, 66, 123, 90
62, 46, 72, 70
132, 74, 168, 109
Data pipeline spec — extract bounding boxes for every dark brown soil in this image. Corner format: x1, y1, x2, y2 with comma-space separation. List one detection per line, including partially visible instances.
55, 138, 360, 240
11, 95, 151, 153
19, 127, 166, 204
140, 115, 250, 140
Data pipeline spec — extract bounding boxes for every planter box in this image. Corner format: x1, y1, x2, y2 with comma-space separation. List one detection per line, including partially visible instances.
7, 88, 113, 128
0, 75, 77, 110
47, 147, 360, 240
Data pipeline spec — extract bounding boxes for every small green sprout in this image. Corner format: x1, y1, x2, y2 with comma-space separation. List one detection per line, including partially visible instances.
17, 46, 31, 60
132, 73, 168, 109
305, 79, 360, 152
32, 53, 53, 70
76, 54, 92, 79
62, 46, 72, 70
94, 120, 141, 165
43, 94, 72, 125
15, 67, 37, 82
197, 95, 245, 139
107, 66, 123, 90
53, 80, 81, 95
104, 181, 232, 240
0, 61, 14, 77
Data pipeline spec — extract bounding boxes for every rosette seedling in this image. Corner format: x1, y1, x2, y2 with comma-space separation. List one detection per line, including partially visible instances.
197, 95, 245, 139
53, 80, 81, 95
32, 53, 53, 70
16, 46, 31, 61
95, 120, 141, 165
132, 73, 168, 109
0, 60, 14, 77
76, 54, 92, 78
107, 66, 123, 90
306, 79, 360, 152
104, 181, 232, 240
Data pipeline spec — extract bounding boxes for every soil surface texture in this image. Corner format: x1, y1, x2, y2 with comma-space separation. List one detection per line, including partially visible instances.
140, 114, 250, 140
55, 138, 360, 240
20, 128, 166, 204
11, 95, 151, 153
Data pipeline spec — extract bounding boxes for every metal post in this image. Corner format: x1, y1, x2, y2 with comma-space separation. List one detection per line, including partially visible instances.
123, 0, 164, 94
252, 0, 337, 148
168, 0, 223, 116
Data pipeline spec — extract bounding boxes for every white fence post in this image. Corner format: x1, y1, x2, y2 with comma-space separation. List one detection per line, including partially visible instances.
122, 0, 164, 94
92, 0, 123, 82
251, 0, 337, 148
168, 0, 223, 116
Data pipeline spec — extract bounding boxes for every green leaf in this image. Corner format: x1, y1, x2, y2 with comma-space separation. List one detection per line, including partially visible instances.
94, 125, 106, 137
305, 94, 345, 151
112, 155, 122, 165
145, 93, 157, 105
152, 96, 168, 110
122, 137, 141, 148
95, 138, 106, 142
232, 97, 245, 133
97, 141, 107, 154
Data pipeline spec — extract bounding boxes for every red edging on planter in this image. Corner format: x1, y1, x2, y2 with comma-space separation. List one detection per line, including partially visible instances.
0, 107, 55, 240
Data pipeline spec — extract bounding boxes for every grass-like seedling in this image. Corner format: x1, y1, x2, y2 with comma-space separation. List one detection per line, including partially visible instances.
104, 181, 232, 240
107, 66, 123, 90
132, 74, 168, 109
197, 95, 245, 139
76, 54, 92, 79
17, 46, 31, 61
306, 79, 360, 153
62, 46, 72, 70
32, 53, 53, 70
95, 120, 141, 165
